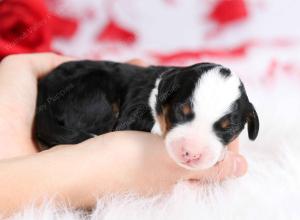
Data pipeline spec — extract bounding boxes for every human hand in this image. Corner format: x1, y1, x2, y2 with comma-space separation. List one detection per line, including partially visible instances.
0, 53, 248, 215
67, 131, 247, 200
0, 53, 74, 159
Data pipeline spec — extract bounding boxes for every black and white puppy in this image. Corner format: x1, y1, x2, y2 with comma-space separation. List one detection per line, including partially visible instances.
36, 61, 259, 170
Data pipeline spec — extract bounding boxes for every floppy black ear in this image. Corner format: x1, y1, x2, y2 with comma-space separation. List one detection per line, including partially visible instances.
247, 102, 259, 140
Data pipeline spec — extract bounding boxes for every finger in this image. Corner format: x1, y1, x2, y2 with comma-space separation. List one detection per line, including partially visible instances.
1, 52, 75, 77
28, 53, 75, 77
227, 138, 239, 154
186, 152, 248, 183
211, 152, 248, 181
126, 59, 148, 67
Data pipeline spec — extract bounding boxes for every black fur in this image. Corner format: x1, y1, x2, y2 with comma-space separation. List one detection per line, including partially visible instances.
36, 61, 169, 147
213, 82, 259, 145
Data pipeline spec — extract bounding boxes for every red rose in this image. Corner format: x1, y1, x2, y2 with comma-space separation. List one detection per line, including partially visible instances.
0, 0, 52, 58
0, 0, 78, 59
97, 19, 137, 45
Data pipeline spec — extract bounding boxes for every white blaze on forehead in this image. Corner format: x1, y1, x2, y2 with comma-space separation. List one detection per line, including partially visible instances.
192, 67, 241, 123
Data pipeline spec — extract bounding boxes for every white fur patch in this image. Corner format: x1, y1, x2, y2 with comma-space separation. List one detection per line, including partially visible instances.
149, 78, 162, 135
192, 67, 241, 122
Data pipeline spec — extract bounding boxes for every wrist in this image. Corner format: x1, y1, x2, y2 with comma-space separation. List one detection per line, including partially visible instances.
51, 136, 142, 207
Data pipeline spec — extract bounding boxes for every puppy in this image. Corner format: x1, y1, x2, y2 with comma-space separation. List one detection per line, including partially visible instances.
36, 61, 259, 170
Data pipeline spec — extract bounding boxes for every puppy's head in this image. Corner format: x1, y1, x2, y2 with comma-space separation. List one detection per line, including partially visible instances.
149, 63, 259, 170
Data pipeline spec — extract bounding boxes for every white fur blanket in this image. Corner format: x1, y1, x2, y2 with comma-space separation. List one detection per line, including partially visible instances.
7, 0, 300, 219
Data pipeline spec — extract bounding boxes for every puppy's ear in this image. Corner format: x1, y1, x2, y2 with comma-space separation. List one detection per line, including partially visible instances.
247, 102, 259, 140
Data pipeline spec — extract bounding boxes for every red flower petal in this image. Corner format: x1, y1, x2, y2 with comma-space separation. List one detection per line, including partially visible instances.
153, 44, 250, 65
209, 0, 248, 26
50, 14, 78, 38
98, 19, 136, 45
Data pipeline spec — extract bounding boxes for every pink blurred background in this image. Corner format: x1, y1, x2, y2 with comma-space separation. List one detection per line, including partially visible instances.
41, 0, 300, 86
1, 0, 300, 92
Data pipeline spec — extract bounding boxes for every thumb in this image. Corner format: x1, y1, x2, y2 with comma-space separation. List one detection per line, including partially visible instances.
1, 53, 75, 78
185, 152, 248, 183
26, 53, 75, 77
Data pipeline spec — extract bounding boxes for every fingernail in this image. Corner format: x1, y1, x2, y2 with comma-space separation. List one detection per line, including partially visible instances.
233, 156, 244, 177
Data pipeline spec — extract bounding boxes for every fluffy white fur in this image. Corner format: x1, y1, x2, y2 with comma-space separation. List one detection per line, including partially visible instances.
8, 72, 300, 220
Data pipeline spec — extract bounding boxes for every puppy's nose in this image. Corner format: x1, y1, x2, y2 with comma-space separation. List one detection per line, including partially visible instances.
181, 148, 202, 164
170, 137, 207, 165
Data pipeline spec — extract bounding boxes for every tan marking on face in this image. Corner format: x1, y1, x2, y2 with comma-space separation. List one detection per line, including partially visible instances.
181, 103, 192, 115
157, 106, 172, 137
220, 118, 230, 129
